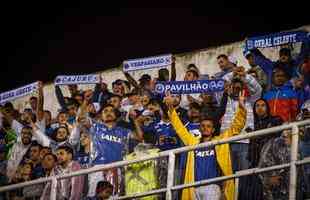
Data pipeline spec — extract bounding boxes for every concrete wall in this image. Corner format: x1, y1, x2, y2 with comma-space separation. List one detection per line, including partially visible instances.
11, 25, 310, 118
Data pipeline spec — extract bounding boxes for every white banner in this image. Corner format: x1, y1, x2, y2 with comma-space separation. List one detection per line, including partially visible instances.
0, 82, 39, 104
123, 54, 172, 72
54, 74, 99, 85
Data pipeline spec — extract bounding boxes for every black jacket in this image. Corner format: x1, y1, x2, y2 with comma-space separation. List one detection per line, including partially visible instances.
249, 114, 283, 167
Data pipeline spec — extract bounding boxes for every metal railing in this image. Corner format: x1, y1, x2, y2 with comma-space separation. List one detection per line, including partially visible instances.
1, 119, 310, 200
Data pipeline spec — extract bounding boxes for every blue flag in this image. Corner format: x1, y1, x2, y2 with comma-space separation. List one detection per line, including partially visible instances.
123, 54, 172, 72
155, 79, 225, 94
0, 82, 39, 104
245, 31, 309, 50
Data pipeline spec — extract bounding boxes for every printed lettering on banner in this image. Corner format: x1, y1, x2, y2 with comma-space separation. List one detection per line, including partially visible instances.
123, 54, 172, 72
245, 31, 308, 50
155, 79, 225, 94
0, 82, 39, 104
54, 74, 99, 85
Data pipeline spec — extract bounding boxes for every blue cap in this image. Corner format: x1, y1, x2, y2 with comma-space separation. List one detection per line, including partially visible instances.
242, 45, 251, 57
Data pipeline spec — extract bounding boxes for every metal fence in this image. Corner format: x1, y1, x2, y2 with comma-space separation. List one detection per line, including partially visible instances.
1, 119, 310, 200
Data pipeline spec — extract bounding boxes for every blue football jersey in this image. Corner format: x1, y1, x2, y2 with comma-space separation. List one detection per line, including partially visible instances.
185, 122, 201, 138
179, 122, 201, 172
91, 122, 130, 165
194, 146, 218, 181
75, 151, 91, 168
144, 121, 182, 151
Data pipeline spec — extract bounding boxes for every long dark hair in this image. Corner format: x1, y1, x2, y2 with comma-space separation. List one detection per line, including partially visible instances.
253, 98, 272, 129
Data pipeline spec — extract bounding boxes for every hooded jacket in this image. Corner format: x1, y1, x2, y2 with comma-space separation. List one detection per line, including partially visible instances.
263, 82, 298, 122
249, 98, 283, 167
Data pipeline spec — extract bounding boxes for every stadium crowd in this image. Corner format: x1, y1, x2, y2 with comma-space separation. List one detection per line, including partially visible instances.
0, 33, 310, 200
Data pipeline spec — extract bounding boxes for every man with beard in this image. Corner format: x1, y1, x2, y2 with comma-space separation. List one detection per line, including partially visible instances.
214, 54, 237, 79
78, 102, 143, 197
41, 145, 84, 200
26, 142, 45, 179
6, 126, 37, 182
164, 90, 247, 200
4, 101, 50, 182
41, 153, 57, 177
221, 66, 262, 171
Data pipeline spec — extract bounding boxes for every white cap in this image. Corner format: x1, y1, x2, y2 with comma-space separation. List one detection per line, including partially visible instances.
228, 55, 238, 65
142, 109, 153, 116
302, 100, 310, 111
92, 103, 101, 113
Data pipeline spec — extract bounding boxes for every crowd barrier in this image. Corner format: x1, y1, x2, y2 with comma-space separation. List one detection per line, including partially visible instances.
0, 119, 309, 200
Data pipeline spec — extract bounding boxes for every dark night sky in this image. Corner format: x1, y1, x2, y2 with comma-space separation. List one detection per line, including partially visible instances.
2, 1, 309, 92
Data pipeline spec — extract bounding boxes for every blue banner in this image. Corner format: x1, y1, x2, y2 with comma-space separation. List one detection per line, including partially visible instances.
0, 82, 39, 104
54, 74, 99, 85
155, 79, 225, 94
245, 31, 309, 50
123, 54, 172, 72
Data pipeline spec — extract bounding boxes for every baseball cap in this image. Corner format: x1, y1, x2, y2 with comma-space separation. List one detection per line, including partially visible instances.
228, 56, 238, 65
301, 100, 310, 112
92, 103, 101, 113
50, 122, 61, 130
244, 50, 252, 58
142, 109, 153, 116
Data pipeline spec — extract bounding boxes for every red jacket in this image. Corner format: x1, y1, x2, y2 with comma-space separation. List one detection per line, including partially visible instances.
263, 84, 298, 122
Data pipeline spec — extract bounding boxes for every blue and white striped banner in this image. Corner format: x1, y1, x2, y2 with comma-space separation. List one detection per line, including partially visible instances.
54, 74, 99, 85
155, 79, 225, 94
245, 31, 309, 50
123, 54, 172, 72
0, 82, 39, 104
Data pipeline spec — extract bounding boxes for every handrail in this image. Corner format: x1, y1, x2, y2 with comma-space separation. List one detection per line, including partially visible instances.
0, 119, 309, 200
116, 157, 310, 200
